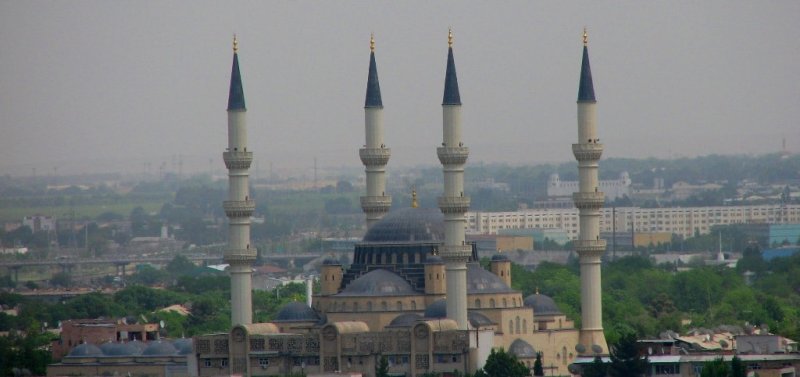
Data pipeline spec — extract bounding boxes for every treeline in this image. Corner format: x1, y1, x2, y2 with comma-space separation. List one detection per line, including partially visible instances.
510, 252, 800, 344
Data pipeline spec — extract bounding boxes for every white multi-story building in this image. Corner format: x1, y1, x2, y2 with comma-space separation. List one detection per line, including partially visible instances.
468, 204, 800, 239
547, 172, 631, 201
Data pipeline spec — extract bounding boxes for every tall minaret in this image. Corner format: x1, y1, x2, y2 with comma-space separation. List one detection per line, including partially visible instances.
223, 35, 255, 326
573, 29, 608, 353
438, 29, 471, 330
360, 34, 392, 228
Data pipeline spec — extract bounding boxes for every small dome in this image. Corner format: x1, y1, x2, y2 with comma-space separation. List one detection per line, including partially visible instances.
523, 293, 562, 316
387, 313, 422, 328
466, 263, 514, 294
468, 311, 494, 327
424, 299, 447, 319
275, 302, 320, 322
491, 254, 509, 261
128, 339, 147, 353
173, 338, 193, 355
362, 208, 445, 242
509, 339, 537, 358
99, 341, 116, 354
426, 255, 444, 264
68, 343, 104, 357
322, 258, 341, 265
337, 269, 416, 297
141, 340, 177, 356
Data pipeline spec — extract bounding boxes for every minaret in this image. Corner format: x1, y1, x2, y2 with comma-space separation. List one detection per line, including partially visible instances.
223, 35, 256, 326
438, 29, 471, 330
360, 34, 392, 228
573, 29, 608, 353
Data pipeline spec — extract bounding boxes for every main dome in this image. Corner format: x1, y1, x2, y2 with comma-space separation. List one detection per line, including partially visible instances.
523, 293, 562, 316
362, 208, 444, 243
337, 269, 416, 297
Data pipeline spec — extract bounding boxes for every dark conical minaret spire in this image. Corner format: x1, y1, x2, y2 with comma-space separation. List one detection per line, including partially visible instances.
228, 35, 246, 111
365, 34, 383, 108
442, 29, 461, 105
577, 28, 596, 102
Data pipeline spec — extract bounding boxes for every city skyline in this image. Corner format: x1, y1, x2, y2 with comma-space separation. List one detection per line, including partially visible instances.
2, 2, 799, 176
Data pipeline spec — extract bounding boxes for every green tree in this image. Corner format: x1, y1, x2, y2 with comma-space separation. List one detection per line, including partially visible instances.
532, 352, 544, 376
375, 355, 389, 377
700, 357, 730, 377
581, 355, 607, 377
731, 355, 746, 377
480, 348, 530, 377
607, 332, 648, 377
166, 255, 197, 276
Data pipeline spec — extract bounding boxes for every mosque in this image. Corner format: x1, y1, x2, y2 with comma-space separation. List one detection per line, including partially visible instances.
192, 29, 607, 377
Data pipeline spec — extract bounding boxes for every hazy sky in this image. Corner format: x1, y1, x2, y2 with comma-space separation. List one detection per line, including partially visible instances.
2, 1, 798, 177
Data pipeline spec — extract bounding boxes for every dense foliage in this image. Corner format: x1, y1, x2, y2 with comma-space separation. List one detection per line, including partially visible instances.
475, 348, 531, 377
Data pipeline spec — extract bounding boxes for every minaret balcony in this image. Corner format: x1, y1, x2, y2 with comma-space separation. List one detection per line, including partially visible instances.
360, 195, 392, 214
437, 146, 469, 165
439, 244, 473, 261
572, 143, 604, 161
574, 239, 607, 254
359, 147, 391, 166
572, 192, 605, 209
224, 249, 257, 264
223, 200, 256, 218
223, 151, 253, 170
438, 196, 471, 214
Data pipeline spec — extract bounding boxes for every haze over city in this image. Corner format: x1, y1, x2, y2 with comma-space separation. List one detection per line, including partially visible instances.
1, 1, 798, 176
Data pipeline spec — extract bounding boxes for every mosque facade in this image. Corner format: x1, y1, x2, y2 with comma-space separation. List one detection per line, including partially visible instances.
192, 30, 604, 377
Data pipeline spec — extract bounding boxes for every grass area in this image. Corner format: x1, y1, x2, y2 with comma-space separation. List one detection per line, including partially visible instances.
261, 191, 361, 215
0, 200, 165, 223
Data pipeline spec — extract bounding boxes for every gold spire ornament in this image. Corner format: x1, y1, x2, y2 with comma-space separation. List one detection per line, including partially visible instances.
583, 27, 588, 46
448, 28, 454, 48
411, 187, 419, 208
233, 34, 239, 53
370, 33, 375, 52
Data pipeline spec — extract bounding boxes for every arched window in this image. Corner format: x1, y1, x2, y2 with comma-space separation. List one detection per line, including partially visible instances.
515, 316, 520, 334
411, 301, 417, 310
490, 299, 496, 308
367, 302, 373, 311
562, 347, 568, 365
353, 302, 359, 312
396, 301, 403, 311
523, 319, 527, 334
381, 301, 387, 311
503, 298, 508, 307
475, 299, 481, 308
509, 320, 514, 334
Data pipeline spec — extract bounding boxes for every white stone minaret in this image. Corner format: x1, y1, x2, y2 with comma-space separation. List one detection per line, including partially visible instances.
360, 35, 391, 229
223, 35, 255, 326
438, 30, 471, 330
573, 29, 608, 353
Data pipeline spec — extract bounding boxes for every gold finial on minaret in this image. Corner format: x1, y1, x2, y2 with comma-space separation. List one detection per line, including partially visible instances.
448, 28, 454, 48
411, 187, 419, 208
583, 27, 588, 46
233, 34, 239, 53
536, 287, 540, 295
370, 33, 375, 52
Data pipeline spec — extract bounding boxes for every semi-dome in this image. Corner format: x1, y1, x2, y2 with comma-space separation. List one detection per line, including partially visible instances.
322, 258, 341, 265
426, 255, 444, 264
387, 313, 423, 328
337, 269, 416, 297
523, 293, 562, 315
424, 299, 447, 318
491, 254, 509, 261
466, 263, 514, 294
68, 343, 104, 357
362, 208, 444, 243
468, 311, 494, 327
274, 302, 320, 322
509, 339, 537, 358
141, 340, 177, 356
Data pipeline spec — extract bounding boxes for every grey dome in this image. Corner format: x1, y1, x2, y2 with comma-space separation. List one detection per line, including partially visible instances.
387, 313, 422, 328
523, 293, 562, 315
141, 340, 177, 356
128, 339, 147, 353
322, 258, 341, 265
337, 269, 416, 297
173, 338, 193, 355
466, 263, 514, 294
426, 255, 444, 264
362, 208, 444, 242
509, 339, 537, 358
275, 302, 320, 322
491, 254, 509, 261
99, 341, 116, 354
424, 299, 447, 318
102, 342, 142, 356
468, 311, 494, 327
68, 343, 104, 357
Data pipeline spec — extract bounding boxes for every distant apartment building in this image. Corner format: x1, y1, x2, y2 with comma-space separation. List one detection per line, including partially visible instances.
22, 215, 56, 232
547, 171, 631, 200
467, 204, 800, 239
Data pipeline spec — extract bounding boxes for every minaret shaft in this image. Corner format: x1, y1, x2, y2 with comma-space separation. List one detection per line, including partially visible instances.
361, 48, 391, 228
223, 47, 255, 327
439, 37, 470, 330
